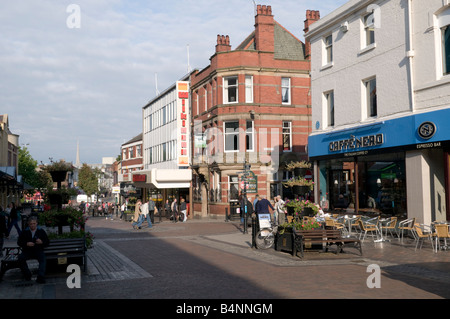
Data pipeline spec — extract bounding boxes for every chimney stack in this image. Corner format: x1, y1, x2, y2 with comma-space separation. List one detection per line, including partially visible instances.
303, 10, 320, 58
254, 5, 274, 52
216, 35, 231, 53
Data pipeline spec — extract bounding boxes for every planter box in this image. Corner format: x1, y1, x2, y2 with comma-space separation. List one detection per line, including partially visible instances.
275, 232, 294, 252
294, 229, 325, 251
124, 213, 135, 222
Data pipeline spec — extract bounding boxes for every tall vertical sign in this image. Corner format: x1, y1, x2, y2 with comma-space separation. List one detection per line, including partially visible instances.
177, 81, 190, 167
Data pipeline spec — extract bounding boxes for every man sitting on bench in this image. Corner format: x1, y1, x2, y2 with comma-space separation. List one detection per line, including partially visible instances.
17, 216, 49, 284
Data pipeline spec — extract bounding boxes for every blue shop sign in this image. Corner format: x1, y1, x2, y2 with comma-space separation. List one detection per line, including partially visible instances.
308, 108, 450, 159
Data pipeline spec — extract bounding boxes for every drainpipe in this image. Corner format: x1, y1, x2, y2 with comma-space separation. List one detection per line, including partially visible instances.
407, 0, 415, 111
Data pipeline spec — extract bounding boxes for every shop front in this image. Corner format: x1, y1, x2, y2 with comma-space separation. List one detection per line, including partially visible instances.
132, 168, 192, 218
309, 108, 450, 223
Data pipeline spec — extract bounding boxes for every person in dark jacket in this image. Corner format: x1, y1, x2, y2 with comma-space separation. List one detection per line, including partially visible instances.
255, 195, 274, 214
17, 216, 49, 283
0, 206, 7, 258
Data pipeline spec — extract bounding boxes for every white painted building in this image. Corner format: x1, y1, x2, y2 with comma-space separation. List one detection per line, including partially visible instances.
306, 0, 450, 224
133, 74, 193, 208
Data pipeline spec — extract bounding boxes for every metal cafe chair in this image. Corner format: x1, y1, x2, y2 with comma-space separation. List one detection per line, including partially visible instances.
358, 219, 378, 241
380, 216, 398, 238
398, 218, 416, 242
434, 223, 450, 252
412, 223, 434, 251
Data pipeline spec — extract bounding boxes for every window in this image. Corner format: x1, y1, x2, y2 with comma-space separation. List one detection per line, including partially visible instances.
245, 75, 253, 103
364, 13, 375, 47
364, 78, 377, 118
204, 86, 208, 111
224, 121, 239, 152
324, 35, 333, 64
224, 76, 238, 103
162, 106, 167, 125
229, 175, 240, 201
325, 91, 335, 127
443, 25, 450, 75
281, 77, 291, 104
163, 143, 167, 162
137, 145, 142, 157
282, 121, 292, 151
129, 147, 133, 159
246, 120, 254, 151
195, 91, 199, 115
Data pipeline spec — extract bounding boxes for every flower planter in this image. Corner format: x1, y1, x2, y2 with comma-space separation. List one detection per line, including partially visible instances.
50, 170, 68, 183
292, 186, 310, 195
275, 231, 294, 252
294, 229, 325, 251
294, 168, 308, 177
302, 207, 315, 217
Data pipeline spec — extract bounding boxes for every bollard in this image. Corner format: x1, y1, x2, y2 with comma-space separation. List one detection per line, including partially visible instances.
251, 214, 257, 248
243, 211, 248, 234
225, 207, 229, 222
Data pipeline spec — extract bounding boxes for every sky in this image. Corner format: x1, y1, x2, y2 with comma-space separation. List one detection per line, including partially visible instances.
1, 0, 348, 165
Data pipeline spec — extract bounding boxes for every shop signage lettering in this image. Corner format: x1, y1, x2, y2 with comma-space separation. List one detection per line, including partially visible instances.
329, 134, 384, 152
132, 174, 147, 182
177, 81, 190, 167
416, 142, 441, 149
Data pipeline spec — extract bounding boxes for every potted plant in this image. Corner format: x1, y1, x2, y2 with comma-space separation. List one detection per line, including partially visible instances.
283, 176, 314, 195
45, 187, 77, 205
293, 217, 324, 250
285, 161, 311, 177
39, 206, 87, 235
46, 159, 73, 183
285, 199, 319, 218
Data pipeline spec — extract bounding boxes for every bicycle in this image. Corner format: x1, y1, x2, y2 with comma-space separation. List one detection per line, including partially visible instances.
255, 221, 278, 249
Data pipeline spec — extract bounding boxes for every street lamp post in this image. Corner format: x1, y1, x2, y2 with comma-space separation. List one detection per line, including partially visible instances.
243, 162, 250, 234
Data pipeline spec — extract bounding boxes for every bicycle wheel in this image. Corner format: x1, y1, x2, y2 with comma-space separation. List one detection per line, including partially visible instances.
255, 229, 275, 249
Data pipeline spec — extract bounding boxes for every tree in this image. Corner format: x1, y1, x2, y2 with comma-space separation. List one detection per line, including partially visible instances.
18, 146, 39, 192
78, 164, 98, 197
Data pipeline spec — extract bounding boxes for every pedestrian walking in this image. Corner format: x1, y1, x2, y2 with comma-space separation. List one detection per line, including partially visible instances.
274, 195, 286, 225
148, 198, 156, 224
120, 202, 125, 220
6, 202, 21, 238
255, 195, 274, 215
107, 202, 114, 220
253, 194, 260, 211
180, 197, 187, 222
171, 198, 178, 222
133, 200, 152, 229
164, 199, 171, 219
133, 199, 142, 227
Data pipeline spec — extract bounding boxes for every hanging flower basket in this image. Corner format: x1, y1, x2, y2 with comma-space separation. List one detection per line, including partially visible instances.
50, 170, 68, 183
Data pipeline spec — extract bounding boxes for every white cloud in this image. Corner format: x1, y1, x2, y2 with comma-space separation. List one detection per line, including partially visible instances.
0, 0, 347, 164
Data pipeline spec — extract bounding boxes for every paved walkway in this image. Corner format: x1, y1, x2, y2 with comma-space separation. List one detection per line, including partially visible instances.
1, 216, 449, 300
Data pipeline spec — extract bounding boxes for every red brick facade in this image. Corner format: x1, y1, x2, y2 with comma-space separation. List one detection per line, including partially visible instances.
190, 5, 318, 218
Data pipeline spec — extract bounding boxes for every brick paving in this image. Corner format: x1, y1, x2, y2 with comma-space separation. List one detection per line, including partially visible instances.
0, 215, 449, 300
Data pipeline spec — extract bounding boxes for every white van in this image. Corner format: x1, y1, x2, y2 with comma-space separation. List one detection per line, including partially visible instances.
76, 194, 97, 203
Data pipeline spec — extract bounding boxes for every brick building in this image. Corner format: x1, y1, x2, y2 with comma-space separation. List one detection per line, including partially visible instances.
190, 5, 318, 218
